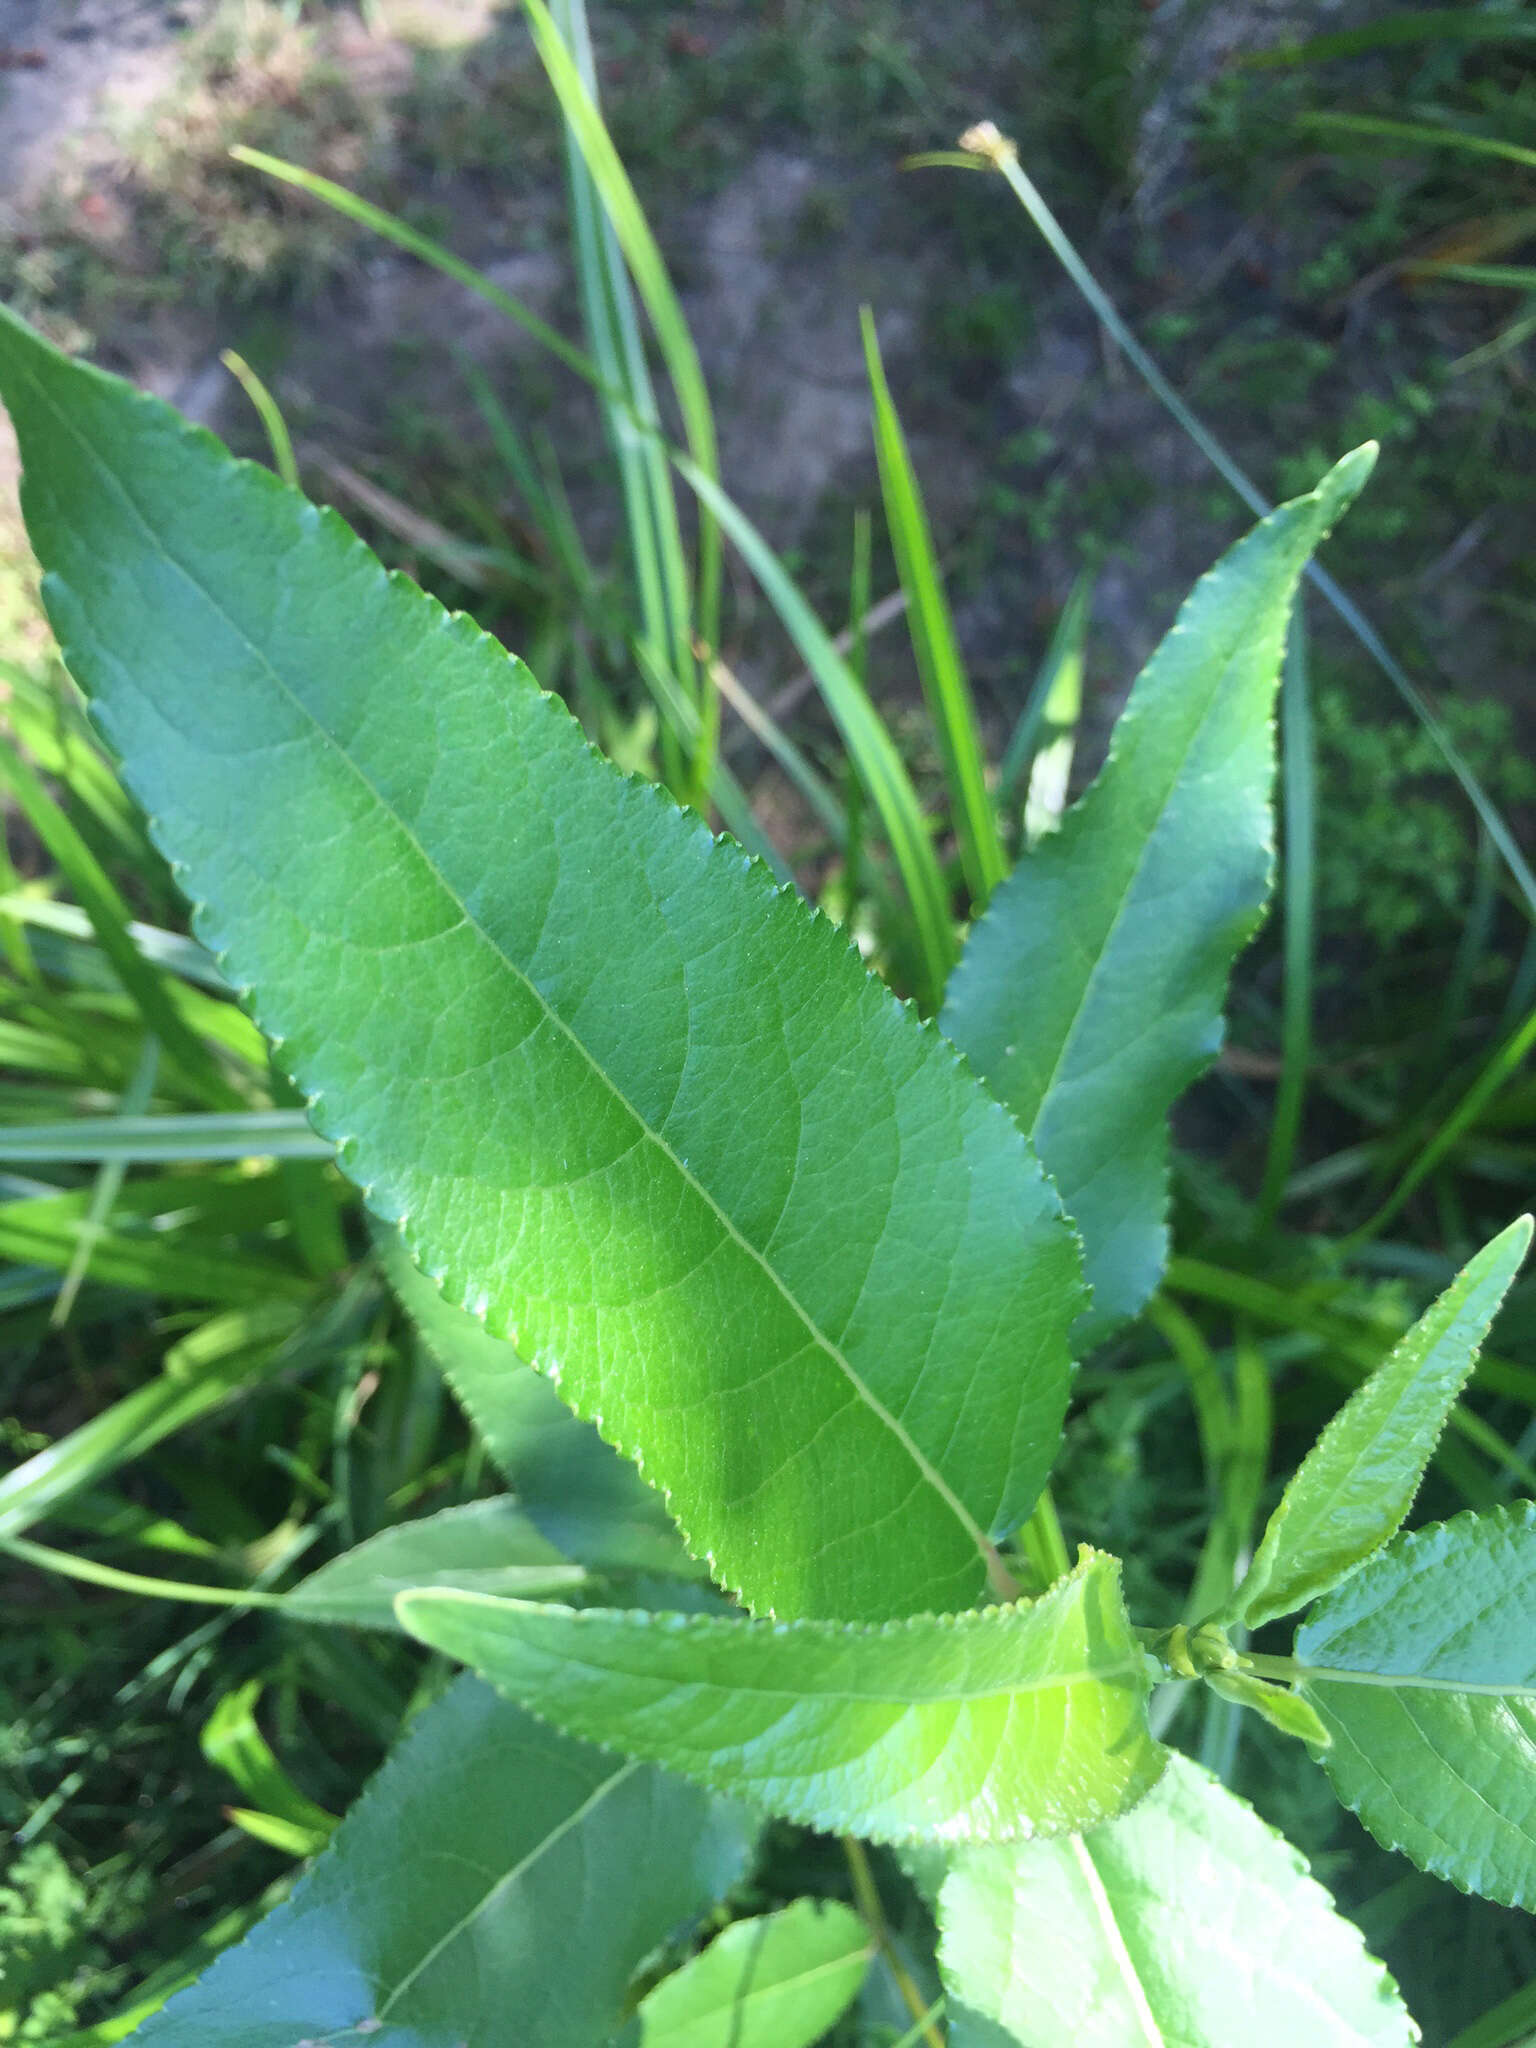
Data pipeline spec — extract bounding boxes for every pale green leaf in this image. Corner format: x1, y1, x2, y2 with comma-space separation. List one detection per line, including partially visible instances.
397, 1550, 1163, 1844
941, 448, 1374, 1340
377, 1224, 703, 1579
285, 1498, 588, 1629
132, 1675, 755, 2045
0, 303, 1083, 1625
1203, 1669, 1332, 1748
1296, 1502, 1536, 1909
628, 1899, 871, 2048
938, 1752, 1415, 2048
1234, 1217, 1531, 1629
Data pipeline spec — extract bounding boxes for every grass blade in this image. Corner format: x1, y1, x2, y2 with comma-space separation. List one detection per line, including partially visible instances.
0, 740, 237, 1103
0, 1110, 331, 1162
861, 307, 1004, 908
997, 568, 1093, 805
548, 0, 703, 795
678, 455, 956, 1008
1298, 112, 1536, 174
521, 0, 721, 659
219, 349, 299, 489
949, 125, 1536, 925
52, 1032, 160, 1325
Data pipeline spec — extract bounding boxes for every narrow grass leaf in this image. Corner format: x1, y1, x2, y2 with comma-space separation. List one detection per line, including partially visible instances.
1298, 112, 1536, 173
0, 1110, 330, 1162
549, 0, 700, 790
219, 350, 298, 490
131, 1675, 755, 2047
0, 737, 237, 1104
969, 135, 1536, 925
0, 306, 1082, 1622
943, 449, 1373, 1339
629, 1899, 871, 2048
1233, 1216, 1531, 1629
678, 454, 956, 1010
398, 1551, 1162, 1845
522, 0, 721, 654
998, 570, 1092, 807
937, 1753, 1414, 2048
201, 1679, 337, 1843
861, 308, 1003, 908
1296, 1502, 1536, 1910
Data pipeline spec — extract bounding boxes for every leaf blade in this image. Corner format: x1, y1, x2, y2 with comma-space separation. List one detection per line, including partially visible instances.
937, 1753, 1415, 2048
632, 1899, 871, 2048
941, 449, 1374, 1337
1296, 1502, 1536, 1910
397, 1550, 1164, 1845
131, 1676, 755, 2046
1233, 1216, 1531, 1628
285, 1498, 588, 1629
0, 304, 1083, 1623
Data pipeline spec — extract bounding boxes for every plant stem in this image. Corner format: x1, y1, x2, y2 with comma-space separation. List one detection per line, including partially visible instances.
843, 1836, 946, 2048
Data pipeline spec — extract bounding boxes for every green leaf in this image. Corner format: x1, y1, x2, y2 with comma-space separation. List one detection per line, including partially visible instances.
1295, 1502, 1536, 1910
285, 1499, 588, 1629
132, 1676, 755, 2046
628, 1899, 871, 2048
941, 448, 1374, 1339
1233, 1217, 1531, 1628
377, 1225, 702, 1580
0, 304, 1082, 1624
937, 1753, 1414, 2048
860, 307, 1004, 911
397, 1550, 1163, 1844
201, 1680, 337, 1853
1203, 1669, 1332, 1748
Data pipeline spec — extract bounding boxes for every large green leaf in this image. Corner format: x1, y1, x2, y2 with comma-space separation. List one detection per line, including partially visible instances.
1296, 1501, 1536, 1909
941, 447, 1374, 1339
626, 1899, 871, 2048
397, 1550, 1163, 1843
1233, 1216, 1531, 1629
937, 1753, 1414, 2048
133, 1675, 754, 2046
284, 1498, 588, 1629
378, 1225, 703, 1579
0, 305, 1082, 1624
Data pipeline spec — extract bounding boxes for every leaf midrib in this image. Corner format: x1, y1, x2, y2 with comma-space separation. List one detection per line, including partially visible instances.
1298, 1663, 1536, 1699
409, 1591, 1148, 1704
374, 1754, 643, 2024
1070, 1833, 1165, 2047
35, 365, 995, 1585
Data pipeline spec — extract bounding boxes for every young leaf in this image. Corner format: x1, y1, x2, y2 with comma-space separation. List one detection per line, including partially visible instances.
1232, 1216, 1531, 1628
1295, 1501, 1536, 1910
937, 1753, 1414, 2048
397, 1550, 1163, 1844
941, 447, 1375, 1340
626, 1899, 871, 2048
1203, 1668, 1332, 1748
377, 1224, 703, 1579
0, 304, 1083, 1625
283, 1498, 588, 1630
133, 1676, 755, 2046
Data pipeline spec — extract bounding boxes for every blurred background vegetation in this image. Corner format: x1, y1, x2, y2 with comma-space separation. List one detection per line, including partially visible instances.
0, 2, 1534, 2042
